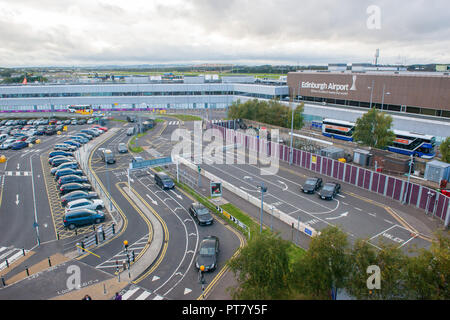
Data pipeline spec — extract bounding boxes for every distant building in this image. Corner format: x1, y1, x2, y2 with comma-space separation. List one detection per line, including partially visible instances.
436, 64, 450, 72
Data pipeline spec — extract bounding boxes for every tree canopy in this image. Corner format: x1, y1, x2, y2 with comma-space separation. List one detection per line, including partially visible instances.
353, 108, 396, 149
227, 99, 304, 130
439, 137, 450, 163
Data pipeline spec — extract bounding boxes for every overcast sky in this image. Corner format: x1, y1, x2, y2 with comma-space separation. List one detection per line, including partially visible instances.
0, 0, 449, 67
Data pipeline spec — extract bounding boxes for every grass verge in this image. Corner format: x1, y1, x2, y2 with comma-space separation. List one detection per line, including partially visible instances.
165, 114, 202, 121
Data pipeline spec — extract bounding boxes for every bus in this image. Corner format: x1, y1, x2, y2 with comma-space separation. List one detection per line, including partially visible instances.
387, 130, 436, 159
67, 105, 93, 115
322, 118, 355, 141
321, 118, 436, 159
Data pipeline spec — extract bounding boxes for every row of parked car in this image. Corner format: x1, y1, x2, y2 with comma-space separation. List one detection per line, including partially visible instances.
0, 117, 98, 127
47, 125, 109, 230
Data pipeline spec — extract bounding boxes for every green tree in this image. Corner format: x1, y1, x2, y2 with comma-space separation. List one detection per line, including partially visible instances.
227, 232, 293, 300
353, 108, 395, 149
439, 137, 450, 163
404, 233, 449, 299
292, 226, 351, 299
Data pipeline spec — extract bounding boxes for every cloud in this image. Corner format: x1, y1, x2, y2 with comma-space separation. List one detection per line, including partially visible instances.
0, 0, 448, 66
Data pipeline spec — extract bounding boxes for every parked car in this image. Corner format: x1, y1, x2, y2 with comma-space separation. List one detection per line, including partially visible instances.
49, 150, 73, 159
63, 140, 81, 148
71, 120, 78, 125
301, 177, 323, 194
75, 133, 92, 140
92, 125, 108, 132
60, 182, 92, 195
77, 119, 87, 125
63, 208, 105, 230
61, 190, 99, 207
117, 143, 128, 153
50, 157, 76, 167
189, 203, 214, 226
58, 174, 89, 186
25, 136, 38, 144
318, 182, 341, 200
154, 172, 174, 189
0, 138, 16, 149
65, 198, 104, 212
11, 141, 28, 150
55, 168, 84, 180
70, 136, 88, 144
54, 144, 77, 152
45, 126, 57, 135
195, 236, 220, 272
51, 161, 79, 175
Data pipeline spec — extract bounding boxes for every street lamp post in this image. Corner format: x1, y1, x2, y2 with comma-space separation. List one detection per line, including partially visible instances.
381, 84, 390, 111
368, 80, 375, 109
257, 182, 268, 233
402, 154, 414, 204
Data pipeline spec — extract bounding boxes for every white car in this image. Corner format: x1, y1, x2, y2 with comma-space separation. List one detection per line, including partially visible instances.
0, 138, 16, 150
65, 198, 105, 212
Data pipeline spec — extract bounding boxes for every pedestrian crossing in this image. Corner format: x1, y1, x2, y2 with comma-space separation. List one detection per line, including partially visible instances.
119, 285, 165, 300
2, 171, 32, 177
0, 246, 28, 271
167, 121, 180, 126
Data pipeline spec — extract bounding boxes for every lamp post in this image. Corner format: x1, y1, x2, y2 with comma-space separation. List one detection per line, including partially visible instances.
381, 84, 390, 111
402, 154, 414, 204
368, 80, 375, 109
257, 182, 268, 233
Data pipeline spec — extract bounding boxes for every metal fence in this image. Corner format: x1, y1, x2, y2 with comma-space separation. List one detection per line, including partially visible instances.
211, 121, 450, 227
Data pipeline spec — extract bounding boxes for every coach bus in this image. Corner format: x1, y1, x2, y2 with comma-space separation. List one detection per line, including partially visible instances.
321, 118, 435, 159
67, 105, 93, 115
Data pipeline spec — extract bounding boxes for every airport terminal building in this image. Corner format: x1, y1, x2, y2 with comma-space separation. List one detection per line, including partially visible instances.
287, 71, 450, 118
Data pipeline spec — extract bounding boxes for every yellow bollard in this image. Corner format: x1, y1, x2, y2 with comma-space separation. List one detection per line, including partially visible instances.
57, 131, 61, 135
0, 155, 6, 163
28, 143, 33, 148
35, 139, 41, 144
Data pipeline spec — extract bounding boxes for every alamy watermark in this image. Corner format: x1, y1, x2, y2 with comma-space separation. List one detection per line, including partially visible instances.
366, 5, 381, 30
366, 265, 381, 290
170, 121, 280, 175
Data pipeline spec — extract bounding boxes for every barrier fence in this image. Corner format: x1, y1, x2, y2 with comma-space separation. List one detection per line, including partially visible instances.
210, 120, 450, 227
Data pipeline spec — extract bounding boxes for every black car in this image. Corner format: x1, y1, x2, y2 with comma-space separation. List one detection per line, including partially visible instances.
195, 236, 219, 272
45, 126, 57, 135
318, 182, 341, 200
49, 150, 73, 159
301, 177, 323, 194
60, 182, 92, 195
189, 203, 214, 226
61, 190, 99, 206
58, 174, 89, 186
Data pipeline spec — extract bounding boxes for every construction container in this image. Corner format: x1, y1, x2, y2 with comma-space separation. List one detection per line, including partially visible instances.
320, 146, 345, 160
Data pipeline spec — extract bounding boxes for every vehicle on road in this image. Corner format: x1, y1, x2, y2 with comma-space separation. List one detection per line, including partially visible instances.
301, 177, 323, 194
117, 143, 128, 153
126, 127, 135, 136
65, 198, 104, 212
55, 168, 84, 180
101, 148, 116, 164
63, 208, 105, 230
195, 236, 220, 272
155, 172, 174, 189
60, 182, 92, 195
189, 203, 214, 226
318, 182, 341, 200
61, 190, 99, 206
58, 174, 89, 186
11, 141, 28, 150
